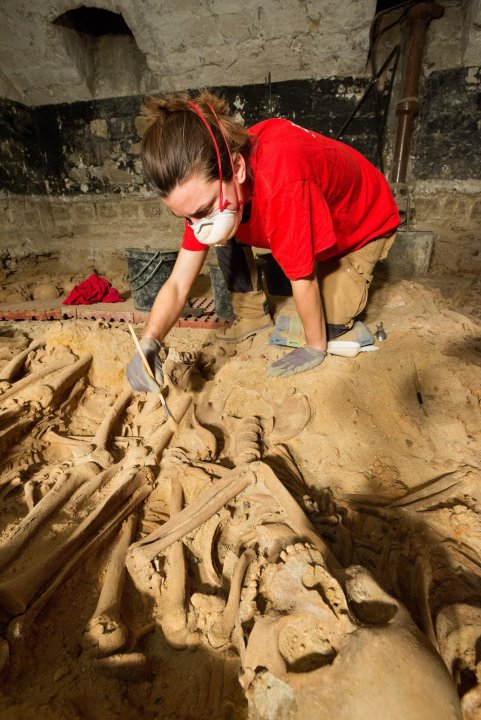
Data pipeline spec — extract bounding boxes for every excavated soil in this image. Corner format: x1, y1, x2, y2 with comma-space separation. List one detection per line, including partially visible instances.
0, 259, 480, 720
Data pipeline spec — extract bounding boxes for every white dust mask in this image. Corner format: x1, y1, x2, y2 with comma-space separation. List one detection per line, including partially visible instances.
191, 205, 242, 247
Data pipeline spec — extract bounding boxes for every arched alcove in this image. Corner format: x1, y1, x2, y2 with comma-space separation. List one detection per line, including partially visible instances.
51, 6, 153, 99
53, 6, 133, 36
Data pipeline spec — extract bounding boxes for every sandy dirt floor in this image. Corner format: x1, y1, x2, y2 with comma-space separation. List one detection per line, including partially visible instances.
0, 259, 480, 719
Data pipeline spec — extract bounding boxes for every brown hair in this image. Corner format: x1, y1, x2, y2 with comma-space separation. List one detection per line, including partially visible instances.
140, 91, 252, 197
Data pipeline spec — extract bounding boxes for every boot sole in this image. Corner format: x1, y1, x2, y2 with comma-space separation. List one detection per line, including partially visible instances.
215, 321, 274, 344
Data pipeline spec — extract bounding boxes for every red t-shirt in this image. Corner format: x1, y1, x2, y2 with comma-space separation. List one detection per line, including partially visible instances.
182, 119, 400, 280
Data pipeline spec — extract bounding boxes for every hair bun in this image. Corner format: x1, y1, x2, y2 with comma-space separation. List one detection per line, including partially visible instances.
141, 91, 230, 124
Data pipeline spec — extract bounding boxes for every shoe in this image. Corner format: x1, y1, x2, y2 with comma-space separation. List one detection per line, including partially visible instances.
336, 320, 374, 346
215, 290, 273, 344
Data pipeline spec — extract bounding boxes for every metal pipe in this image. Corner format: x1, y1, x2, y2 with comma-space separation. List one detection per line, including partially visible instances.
390, 1, 444, 185
336, 45, 400, 143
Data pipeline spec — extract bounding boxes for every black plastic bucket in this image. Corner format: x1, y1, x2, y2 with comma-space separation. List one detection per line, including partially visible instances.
208, 263, 234, 320
126, 247, 179, 311
257, 252, 292, 296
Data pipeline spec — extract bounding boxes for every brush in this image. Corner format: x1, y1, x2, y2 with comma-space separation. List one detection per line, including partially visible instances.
127, 323, 179, 432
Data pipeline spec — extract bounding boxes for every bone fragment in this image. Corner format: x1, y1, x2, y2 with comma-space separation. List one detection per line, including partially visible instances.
264, 444, 308, 499
0, 478, 22, 503
0, 418, 37, 460
270, 392, 311, 442
278, 615, 337, 671
242, 522, 300, 563
91, 652, 150, 680
0, 339, 45, 382
38, 353, 93, 409
147, 394, 192, 464
82, 512, 138, 658
93, 386, 132, 453
0, 465, 28, 492
194, 461, 232, 478
196, 512, 225, 588
23, 480, 36, 513
414, 554, 438, 649
388, 465, 480, 510
344, 565, 398, 624
41, 387, 133, 470
0, 354, 90, 413
46, 432, 144, 445
436, 603, 481, 681
190, 404, 217, 461
0, 403, 26, 427
42, 429, 95, 452
461, 684, 481, 720
240, 616, 288, 690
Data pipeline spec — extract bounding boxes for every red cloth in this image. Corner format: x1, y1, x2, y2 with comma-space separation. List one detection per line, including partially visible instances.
182, 118, 400, 279
63, 274, 124, 305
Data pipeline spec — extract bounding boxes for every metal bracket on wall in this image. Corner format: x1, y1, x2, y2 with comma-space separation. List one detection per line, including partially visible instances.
335, 44, 401, 167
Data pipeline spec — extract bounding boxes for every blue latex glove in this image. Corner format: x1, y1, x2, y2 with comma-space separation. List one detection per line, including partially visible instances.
266, 346, 326, 377
126, 338, 164, 392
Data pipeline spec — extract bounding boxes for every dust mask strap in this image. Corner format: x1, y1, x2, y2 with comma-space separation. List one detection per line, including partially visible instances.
187, 100, 242, 212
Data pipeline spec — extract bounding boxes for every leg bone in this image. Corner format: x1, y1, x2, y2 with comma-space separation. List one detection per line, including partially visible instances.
159, 477, 196, 648
0, 355, 84, 405
0, 461, 105, 570
126, 467, 255, 575
0, 339, 45, 382
0, 467, 152, 615
82, 512, 138, 658
208, 549, 255, 649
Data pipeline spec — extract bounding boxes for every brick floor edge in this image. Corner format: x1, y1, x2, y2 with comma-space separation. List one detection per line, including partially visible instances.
0, 297, 231, 329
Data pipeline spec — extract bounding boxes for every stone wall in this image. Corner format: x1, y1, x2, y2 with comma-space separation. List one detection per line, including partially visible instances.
0, 193, 181, 272
0, 77, 389, 196
0, 75, 393, 272
408, 65, 481, 274
414, 67, 481, 180
0, 0, 376, 106
0, 0, 480, 276
411, 184, 481, 275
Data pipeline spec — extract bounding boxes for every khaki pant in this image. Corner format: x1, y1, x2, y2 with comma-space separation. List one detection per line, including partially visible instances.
317, 233, 396, 327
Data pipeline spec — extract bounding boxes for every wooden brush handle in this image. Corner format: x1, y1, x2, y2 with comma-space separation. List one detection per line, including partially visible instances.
128, 324, 157, 383
127, 324, 179, 431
